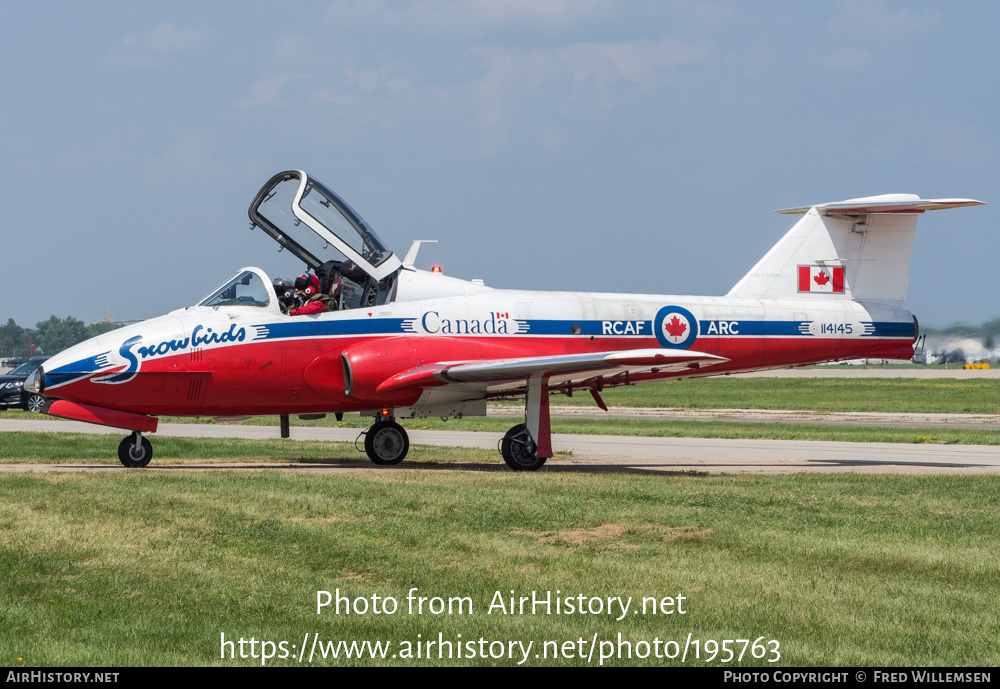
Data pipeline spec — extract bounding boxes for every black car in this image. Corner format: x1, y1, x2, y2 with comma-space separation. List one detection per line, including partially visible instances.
0, 356, 50, 412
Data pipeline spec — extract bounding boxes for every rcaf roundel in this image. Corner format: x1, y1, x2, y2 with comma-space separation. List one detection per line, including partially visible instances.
798, 265, 844, 293
654, 305, 698, 349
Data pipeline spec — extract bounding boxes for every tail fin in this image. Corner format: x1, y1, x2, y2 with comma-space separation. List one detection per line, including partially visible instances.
727, 194, 985, 305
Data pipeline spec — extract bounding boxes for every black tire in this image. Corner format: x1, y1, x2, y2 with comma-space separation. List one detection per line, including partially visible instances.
117, 434, 153, 468
364, 421, 409, 465
25, 394, 45, 414
500, 423, 547, 471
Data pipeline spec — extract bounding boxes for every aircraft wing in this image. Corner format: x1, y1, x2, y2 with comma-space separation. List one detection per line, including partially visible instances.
376, 348, 727, 398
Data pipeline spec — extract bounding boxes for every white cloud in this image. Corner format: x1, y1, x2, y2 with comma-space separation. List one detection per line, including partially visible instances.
822, 0, 941, 75
823, 46, 873, 73
309, 89, 361, 107
827, 0, 940, 45
141, 127, 218, 184
694, 1, 739, 24
103, 23, 214, 67
272, 34, 311, 61
324, 0, 623, 36
558, 37, 710, 86
462, 37, 709, 149
307, 59, 412, 107
236, 73, 311, 108
821, 1, 941, 74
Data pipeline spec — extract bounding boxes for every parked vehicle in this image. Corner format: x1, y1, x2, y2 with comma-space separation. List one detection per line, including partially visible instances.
0, 356, 50, 412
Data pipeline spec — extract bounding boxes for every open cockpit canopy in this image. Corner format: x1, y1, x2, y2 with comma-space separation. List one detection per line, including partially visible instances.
248, 170, 401, 282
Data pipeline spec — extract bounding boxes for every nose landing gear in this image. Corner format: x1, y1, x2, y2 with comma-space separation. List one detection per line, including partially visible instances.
118, 431, 152, 468
363, 417, 410, 465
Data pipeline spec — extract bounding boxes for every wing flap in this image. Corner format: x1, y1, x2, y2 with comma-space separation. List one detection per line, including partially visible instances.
376, 348, 726, 396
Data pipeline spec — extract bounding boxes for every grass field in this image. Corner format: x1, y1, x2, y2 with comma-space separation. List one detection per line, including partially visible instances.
3, 378, 999, 667
555, 377, 1000, 413
4, 417, 1000, 467
0, 432, 504, 465
158, 377, 1000, 416
1, 469, 997, 667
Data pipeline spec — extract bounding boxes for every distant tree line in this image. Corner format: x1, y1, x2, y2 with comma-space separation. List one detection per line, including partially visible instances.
0, 317, 122, 357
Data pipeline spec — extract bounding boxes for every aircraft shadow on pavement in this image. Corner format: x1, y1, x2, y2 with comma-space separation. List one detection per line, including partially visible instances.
9, 457, 989, 475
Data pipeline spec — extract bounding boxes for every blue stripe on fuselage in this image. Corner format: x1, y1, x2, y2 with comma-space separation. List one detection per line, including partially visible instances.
249, 318, 913, 339
44, 351, 114, 389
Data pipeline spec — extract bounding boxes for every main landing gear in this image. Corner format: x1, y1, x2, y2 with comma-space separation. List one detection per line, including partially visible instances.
500, 423, 547, 471
363, 417, 409, 465
118, 431, 152, 468
498, 373, 553, 472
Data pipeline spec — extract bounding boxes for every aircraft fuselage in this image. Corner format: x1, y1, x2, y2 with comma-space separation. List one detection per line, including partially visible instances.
41, 285, 915, 418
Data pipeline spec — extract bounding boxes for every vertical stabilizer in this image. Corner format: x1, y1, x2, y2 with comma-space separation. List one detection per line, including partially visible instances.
727, 195, 985, 305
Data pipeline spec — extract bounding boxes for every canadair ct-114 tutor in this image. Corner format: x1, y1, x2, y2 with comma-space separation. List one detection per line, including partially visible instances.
24, 170, 984, 470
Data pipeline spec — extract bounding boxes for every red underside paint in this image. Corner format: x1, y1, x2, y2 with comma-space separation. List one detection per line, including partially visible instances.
47, 334, 914, 419
48, 399, 159, 433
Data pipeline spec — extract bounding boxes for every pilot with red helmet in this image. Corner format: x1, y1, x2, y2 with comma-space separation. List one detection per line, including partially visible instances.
289, 273, 334, 316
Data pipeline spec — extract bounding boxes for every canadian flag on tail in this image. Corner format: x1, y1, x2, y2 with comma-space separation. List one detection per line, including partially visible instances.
798, 265, 844, 293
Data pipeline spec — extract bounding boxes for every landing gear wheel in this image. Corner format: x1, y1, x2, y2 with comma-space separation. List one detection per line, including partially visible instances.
364, 421, 409, 465
501, 423, 547, 471
118, 433, 152, 468
25, 394, 45, 414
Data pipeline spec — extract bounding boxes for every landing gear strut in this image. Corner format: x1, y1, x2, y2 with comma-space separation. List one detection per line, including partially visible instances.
497, 373, 552, 471
364, 417, 409, 465
118, 431, 152, 468
500, 423, 547, 471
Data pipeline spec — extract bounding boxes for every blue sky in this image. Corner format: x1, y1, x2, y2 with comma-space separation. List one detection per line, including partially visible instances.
1, 1, 996, 328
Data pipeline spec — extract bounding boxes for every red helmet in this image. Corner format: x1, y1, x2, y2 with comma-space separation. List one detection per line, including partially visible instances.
295, 273, 321, 297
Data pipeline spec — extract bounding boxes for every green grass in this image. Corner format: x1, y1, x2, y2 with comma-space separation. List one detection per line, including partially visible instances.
0, 432, 503, 465
4, 417, 1000, 460
0, 471, 997, 666
555, 377, 1000, 413
143, 377, 999, 416
311, 416, 1000, 446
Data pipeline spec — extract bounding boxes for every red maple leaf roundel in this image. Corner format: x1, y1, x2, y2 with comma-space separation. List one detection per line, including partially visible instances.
813, 271, 830, 286
664, 315, 688, 339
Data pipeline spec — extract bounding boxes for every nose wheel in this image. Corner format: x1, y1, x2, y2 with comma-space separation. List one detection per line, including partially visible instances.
118, 432, 153, 468
364, 419, 409, 465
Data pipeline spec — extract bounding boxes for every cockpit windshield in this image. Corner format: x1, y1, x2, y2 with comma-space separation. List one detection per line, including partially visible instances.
199, 270, 271, 308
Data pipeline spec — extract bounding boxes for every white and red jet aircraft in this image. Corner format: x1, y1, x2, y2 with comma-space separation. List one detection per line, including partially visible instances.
25, 170, 983, 470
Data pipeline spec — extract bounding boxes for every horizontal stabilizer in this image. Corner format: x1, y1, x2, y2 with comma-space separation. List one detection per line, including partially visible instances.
776, 194, 985, 215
